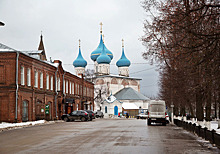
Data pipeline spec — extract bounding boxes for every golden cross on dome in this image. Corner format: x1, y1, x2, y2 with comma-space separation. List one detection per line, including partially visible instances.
122, 39, 124, 48
79, 39, 81, 48
100, 22, 103, 34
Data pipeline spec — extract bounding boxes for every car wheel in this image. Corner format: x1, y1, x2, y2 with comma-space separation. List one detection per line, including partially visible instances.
137, 116, 139, 119
162, 122, 166, 126
64, 117, 69, 122
147, 120, 151, 125
81, 117, 86, 122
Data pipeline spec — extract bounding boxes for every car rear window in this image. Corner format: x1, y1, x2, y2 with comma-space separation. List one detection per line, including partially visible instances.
150, 105, 164, 112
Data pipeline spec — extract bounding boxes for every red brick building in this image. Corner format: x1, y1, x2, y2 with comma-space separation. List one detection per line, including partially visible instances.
0, 36, 94, 122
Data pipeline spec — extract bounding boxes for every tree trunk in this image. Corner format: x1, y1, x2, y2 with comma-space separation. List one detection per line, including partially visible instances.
205, 89, 212, 121
196, 87, 204, 121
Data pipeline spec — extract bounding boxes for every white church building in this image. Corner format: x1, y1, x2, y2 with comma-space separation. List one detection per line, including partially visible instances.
73, 23, 150, 117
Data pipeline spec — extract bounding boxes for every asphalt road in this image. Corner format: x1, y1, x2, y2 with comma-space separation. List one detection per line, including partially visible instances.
0, 119, 219, 154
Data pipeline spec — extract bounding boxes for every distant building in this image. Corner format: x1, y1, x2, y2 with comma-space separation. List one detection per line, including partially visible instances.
0, 35, 94, 123
75, 23, 149, 116
101, 94, 122, 118
114, 87, 150, 117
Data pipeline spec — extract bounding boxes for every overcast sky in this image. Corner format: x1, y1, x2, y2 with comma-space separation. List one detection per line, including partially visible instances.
0, 0, 159, 97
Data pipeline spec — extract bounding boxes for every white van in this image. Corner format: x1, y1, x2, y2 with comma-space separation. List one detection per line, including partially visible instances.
147, 100, 166, 126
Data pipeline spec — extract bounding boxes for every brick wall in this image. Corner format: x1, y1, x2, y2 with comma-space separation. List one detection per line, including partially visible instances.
0, 52, 94, 122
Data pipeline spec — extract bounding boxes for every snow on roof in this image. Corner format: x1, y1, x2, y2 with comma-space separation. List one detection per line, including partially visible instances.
0, 43, 16, 52
122, 103, 139, 109
114, 87, 150, 100
22, 50, 43, 54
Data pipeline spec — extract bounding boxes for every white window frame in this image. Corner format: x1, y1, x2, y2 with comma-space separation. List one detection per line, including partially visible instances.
70, 82, 72, 94
40, 72, 43, 88
50, 76, 53, 90
27, 68, 31, 86
34, 71, 38, 88
64, 80, 65, 93
66, 80, 68, 94
21, 66, 25, 85
72, 82, 74, 94
46, 74, 49, 90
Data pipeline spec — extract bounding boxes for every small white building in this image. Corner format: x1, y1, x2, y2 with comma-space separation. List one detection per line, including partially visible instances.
114, 87, 150, 116
101, 94, 123, 118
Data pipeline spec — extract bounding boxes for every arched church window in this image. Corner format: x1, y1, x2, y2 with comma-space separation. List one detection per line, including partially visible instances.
131, 80, 137, 86
111, 78, 118, 84
122, 79, 129, 86
96, 79, 104, 85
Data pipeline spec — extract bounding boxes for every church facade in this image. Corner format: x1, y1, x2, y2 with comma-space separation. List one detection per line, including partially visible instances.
72, 23, 149, 115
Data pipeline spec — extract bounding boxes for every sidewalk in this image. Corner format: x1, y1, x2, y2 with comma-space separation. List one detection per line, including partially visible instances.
0, 120, 63, 131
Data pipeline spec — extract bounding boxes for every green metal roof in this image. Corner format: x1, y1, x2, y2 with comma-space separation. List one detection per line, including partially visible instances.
114, 87, 150, 100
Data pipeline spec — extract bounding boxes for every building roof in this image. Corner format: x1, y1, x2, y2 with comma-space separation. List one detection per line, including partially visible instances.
96, 42, 111, 64
0, 43, 16, 52
96, 74, 142, 80
73, 47, 87, 68
114, 87, 150, 100
116, 47, 130, 67
103, 94, 122, 104
91, 34, 113, 61
38, 34, 47, 60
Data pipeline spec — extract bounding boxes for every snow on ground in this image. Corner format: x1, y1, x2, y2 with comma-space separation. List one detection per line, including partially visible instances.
0, 120, 55, 130
175, 116, 220, 134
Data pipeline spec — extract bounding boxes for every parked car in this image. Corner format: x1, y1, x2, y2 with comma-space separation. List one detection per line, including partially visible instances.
147, 100, 167, 126
85, 110, 95, 121
165, 113, 169, 124
95, 111, 104, 118
136, 113, 148, 119
61, 110, 89, 122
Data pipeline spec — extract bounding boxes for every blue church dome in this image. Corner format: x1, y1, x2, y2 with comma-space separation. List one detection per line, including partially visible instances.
116, 47, 131, 67
91, 34, 113, 61
97, 44, 111, 64
73, 47, 87, 68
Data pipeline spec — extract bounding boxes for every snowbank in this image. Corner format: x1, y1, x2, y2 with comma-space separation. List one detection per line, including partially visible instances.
0, 120, 47, 129
174, 116, 220, 134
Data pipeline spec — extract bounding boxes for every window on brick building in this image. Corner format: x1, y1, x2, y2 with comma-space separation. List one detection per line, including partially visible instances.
70, 82, 72, 94
57, 77, 60, 91
21, 66, 25, 85
46, 74, 49, 90
50, 76, 53, 91
63, 80, 65, 93
27, 68, 31, 86
0, 65, 5, 84
34, 71, 38, 88
83, 87, 86, 96
66, 80, 68, 94
72, 82, 74, 94
40, 72, 43, 89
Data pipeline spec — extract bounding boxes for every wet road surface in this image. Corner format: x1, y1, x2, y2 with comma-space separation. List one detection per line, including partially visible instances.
0, 118, 219, 154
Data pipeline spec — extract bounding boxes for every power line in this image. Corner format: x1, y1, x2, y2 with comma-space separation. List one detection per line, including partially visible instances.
130, 67, 156, 74
141, 84, 158, 88
63, 62, 150, 65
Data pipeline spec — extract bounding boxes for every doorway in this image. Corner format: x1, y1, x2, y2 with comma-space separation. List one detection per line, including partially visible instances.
22, 100, 28, 122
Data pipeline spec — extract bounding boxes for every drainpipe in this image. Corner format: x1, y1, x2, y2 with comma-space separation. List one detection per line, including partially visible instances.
54, 66, 58, 118
15, 52, 19, 122
63, 71, 66, 113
